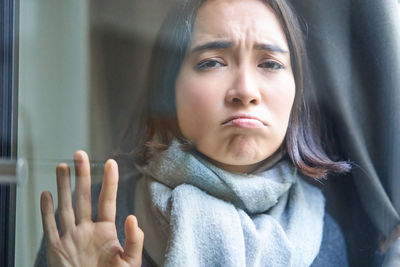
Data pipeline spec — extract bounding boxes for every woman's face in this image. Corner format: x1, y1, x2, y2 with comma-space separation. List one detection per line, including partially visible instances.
175, 0, 296, 173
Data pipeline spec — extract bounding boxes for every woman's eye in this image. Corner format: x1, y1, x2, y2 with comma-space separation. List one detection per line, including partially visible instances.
258, 61, 284, 70
196, 60, 224, 70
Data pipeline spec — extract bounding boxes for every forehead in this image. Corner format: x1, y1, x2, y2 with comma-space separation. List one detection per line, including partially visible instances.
191, 0, 288, 49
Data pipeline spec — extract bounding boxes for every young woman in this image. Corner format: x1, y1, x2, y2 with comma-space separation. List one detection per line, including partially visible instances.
36, 0, 352, 266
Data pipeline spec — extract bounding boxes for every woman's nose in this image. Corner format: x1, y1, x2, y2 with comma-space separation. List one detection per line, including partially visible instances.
225, 67, 261, 106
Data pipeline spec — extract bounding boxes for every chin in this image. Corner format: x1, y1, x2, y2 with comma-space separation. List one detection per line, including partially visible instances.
228, 144, 269, 162
215, 148, 266, 167
196, 137, 279, 172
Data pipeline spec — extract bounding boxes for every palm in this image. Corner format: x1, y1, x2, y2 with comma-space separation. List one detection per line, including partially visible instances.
40, 151, 143, 267
47, 222, 118, 266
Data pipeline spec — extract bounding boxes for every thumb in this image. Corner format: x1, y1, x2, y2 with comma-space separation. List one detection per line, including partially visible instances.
122, 215, 144, 266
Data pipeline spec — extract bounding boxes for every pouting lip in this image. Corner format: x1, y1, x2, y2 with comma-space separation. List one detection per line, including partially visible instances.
221, 114, 267, 126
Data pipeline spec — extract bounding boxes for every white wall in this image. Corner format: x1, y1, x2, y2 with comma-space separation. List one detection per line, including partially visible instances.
16, 1, 89, 266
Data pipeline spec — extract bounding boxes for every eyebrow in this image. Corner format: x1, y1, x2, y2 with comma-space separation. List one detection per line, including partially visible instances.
191, 41, 289, 54
191, 41, 234, 52
254, 43, 289, 54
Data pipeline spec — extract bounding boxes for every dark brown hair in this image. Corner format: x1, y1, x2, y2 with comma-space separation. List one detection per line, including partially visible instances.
117, 0, 351, 178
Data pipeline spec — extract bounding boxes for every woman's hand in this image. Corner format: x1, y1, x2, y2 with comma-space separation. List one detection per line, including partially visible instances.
40, 151, 144, 267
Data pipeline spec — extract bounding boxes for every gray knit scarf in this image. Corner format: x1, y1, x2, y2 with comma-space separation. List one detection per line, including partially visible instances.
134, 141, 325, 267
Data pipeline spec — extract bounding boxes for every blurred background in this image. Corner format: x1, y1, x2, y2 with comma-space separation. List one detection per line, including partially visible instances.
16, 0, 177, 265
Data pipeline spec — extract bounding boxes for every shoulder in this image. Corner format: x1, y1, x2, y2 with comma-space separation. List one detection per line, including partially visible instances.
311, 213, 349, 267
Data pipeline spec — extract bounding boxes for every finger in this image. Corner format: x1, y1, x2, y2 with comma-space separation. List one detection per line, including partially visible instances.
56, 163, 75, 233
73, 151, 92, 223
40, 191, 60, 245
122, 215, 144, 265
97, 159, 119, 222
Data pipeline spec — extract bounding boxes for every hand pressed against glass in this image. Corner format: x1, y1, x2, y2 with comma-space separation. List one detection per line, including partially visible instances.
40, 151, 143, 267
176, 0, 296, 173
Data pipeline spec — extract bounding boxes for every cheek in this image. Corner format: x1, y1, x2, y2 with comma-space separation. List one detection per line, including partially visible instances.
263, 75, 296, 139
267, 76, 296, 119
176, 75, 220, 139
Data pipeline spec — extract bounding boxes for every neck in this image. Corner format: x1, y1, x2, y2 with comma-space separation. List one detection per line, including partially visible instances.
195, 147, 285, 174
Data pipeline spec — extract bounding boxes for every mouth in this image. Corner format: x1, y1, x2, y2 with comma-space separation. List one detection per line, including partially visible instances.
222, 114, 267, 129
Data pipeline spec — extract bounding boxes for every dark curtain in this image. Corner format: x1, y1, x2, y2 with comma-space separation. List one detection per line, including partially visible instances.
290, 0, 400, 265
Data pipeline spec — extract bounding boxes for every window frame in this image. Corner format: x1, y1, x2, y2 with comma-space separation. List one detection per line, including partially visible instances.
0, 0, 19, 266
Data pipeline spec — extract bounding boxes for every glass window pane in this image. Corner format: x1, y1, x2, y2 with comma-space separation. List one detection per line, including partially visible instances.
16, 1, 89, 266
16, 1, 176, 265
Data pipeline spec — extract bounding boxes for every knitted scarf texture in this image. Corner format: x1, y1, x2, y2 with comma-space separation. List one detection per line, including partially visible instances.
134, 141, 325, 267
